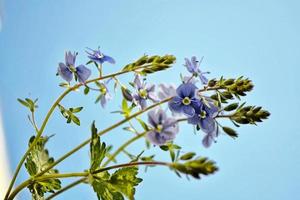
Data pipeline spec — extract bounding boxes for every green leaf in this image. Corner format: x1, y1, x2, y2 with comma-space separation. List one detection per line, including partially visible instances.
91, 167, 142, 200
90, 122, 107, 172
110, 167, 143, 200
25, 136, 61, 199
17, 98, 30, 108
58, 104, 82, 126
136, 118, 149, 131
18, 98, 38, 112
71, 115, 81, 126
70, 107, 83, 113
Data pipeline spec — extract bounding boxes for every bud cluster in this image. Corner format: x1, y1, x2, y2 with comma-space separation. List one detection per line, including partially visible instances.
209, 76, 254, 103
171, 157, 218, 179
122, 54, 176, 75
231, 105, 270, 125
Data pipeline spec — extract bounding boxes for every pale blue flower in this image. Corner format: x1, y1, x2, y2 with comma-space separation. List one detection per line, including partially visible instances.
86, 47, 115, 64
184, 56, 209, 84
132, 75, 158, 109
187, 101, 219, 147
58, 51, 91, 83
146, 108, 179, 145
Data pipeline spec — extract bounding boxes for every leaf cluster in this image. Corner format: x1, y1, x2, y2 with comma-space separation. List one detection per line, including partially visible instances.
25, 136, 61, 199
58, 104, 83, 126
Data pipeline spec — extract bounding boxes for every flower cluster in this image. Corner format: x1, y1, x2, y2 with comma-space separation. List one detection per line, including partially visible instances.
10, 48, 270, 200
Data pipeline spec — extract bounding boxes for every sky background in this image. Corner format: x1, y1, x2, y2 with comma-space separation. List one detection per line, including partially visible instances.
1, 0, 300, 199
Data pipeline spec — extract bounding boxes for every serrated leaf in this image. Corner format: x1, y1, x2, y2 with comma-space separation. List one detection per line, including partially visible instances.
110, 167, 142, 200
91, 167, 142, 200
90, 122, 107, 172
25, 136, 61, 199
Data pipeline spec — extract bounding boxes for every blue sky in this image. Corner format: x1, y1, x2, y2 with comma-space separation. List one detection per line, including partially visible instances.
0, 0, 300, 199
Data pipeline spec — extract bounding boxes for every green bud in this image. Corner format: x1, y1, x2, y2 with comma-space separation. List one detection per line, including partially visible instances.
224, 78, 235, 85
222, 127, 238, 138
224, 103, 239, 111
180, 152, 196, 160
208, 79, 217, 87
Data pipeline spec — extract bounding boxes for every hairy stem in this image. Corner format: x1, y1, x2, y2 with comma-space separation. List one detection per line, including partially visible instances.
45, 178, 87, 200
103, 131, 148, 167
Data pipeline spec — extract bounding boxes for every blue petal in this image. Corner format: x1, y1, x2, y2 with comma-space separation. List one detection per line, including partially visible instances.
103, 55, 116, 64
199, 73, 208, 85
187, 115, 200, 125
202, 134, 214, 148
200, 117, 216, 134
146, 131, 168, 146
58, 63, 73, 82
176, 83, 197, 98
168, 96, 182, 113
182, 105, 195, 117
148, 110, 159, 127
184, 58, 195, 73
140, 99, 147, 110
65, 51, 76, 66
76, 65, 91, 83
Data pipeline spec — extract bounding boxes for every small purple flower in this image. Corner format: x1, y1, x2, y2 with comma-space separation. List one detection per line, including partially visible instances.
187, 101, 219, 148
58, 51, 91, 83
168, 83, 201, 117
132, 75, 158, 109
96, 79, 112, 108
86, 47, 115, 65
184, 56, 209, 84
157, 84, 176, 100
146, 108, 179, 146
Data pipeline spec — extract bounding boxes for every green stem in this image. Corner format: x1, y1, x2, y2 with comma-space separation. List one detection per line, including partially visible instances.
4, 66, 150, 199
8, 161, 169, 200
45, 178, 86, 200
102, 131, 147, 167
35, 97, 171, 178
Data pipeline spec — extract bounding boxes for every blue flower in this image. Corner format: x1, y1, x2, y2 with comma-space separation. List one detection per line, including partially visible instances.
187, 101, 219, 147
95, 79, 112, 108
184, 56, 209, 84
132, 75, 158, 110
58, 51, 91, 83
146, 108, 179, 146
86, 47, 115, 64
168, 83, 201, 117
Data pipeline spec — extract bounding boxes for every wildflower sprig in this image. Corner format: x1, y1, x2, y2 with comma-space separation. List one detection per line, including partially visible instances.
5, 49, 270, 200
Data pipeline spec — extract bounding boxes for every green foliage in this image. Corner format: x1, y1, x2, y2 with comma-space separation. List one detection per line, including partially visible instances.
90, 121, 107, 172
210, 76, 254, 105
91, 167, 142, 200
58, 104, 83, 126
160, 143, 181, 162
171, 157, 218, 179
222, 126, 238, 138
230, 104, 270, 125
122, 55, 176, 75
17, 98, 38, 112
179, 152, 196, 161
25, 136, 61, 199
